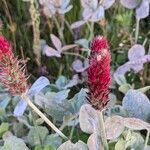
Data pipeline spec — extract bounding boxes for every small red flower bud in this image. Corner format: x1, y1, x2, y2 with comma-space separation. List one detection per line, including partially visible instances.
87, 36, 111, 111
0, 36, 11, 53
0, 35, 28, 95
0, 36, 12, 61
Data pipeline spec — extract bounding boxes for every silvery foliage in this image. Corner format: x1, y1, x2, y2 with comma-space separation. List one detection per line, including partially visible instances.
79, 104, 150, 149
41, 34, 76, 57
71, 0, 115, 29
39, 0, 73, 17
122, 89, 150, 121
72, 59, 89, 73
57, 140, 88, 150
114, 44, 150, 78
34, 88, 87, 121
120, 0, 150, 19
14, 76, 50, 116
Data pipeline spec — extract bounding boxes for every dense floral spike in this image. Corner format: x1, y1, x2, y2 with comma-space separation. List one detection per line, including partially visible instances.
87, 36, 111, 111
0, 35, 28, 95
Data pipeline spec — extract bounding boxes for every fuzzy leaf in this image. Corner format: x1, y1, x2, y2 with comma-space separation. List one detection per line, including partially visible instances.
87, 133, 102, 150
122, 89, 150, 121
58, 140, 88, 150
70, 88, 87, 113
124, 117, 150, 130
119, 84, 132, 94
27, 126, 49, 147
0, 136, 29, 150
61, 44, 76, 51
13, 100, 28, 117
113, 74, 127, 85
61, 0, 70, 9
82, 8, 93, 20
114, 55, 150, 76
72, 59, 88, 72
63, 75, 79, 89
28, 76, 50, 96
44, 91, 73, 121
43, 45, 61, 57
105, 105, 127, 117
128, 44, 145, 61
58, 5, 73, 14
102, 0, 115, 9
44, 134, 62, 149
50, 34, 62, 51
105, 116, 124, 140
115, 139, 126, 150
138, 86, 150, 93
14, 76, 50, 116
79, 104, 98, 134
55, 75, 78, 90
120, 0, 142, 9
75, 39, 89, 49
81, 0, 98, 9
136, 1, 150, 19
0, 123, 9, 138
71, 20, 86, 29
53, 90, 70, 102
90, 6, 105, 22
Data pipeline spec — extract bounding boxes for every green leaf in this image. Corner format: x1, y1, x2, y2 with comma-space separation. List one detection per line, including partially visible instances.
123, 89, 150, 121
0, 123, 9, 138
0, 136, 29, 150
27, 126, 49, 147
119, 84, 132, 94
58, 140, 88, 150
115, 139, 126, 150
114, 74, 127, 85
70, 88, 87, 113
44, 134, 62, 149
34, 145, 56, 150
138, 86, 150, 93
121, 130, 145, 150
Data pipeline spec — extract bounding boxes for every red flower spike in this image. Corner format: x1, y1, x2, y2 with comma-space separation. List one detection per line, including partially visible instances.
87, 36, 111, 111
0, 35, 28, 95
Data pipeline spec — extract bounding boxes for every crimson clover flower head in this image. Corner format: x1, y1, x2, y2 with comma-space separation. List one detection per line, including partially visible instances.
87, 36, 111, 111
0, 35, 28, 95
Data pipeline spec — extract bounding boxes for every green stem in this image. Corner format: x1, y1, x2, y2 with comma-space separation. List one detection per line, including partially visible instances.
89, 22, 94, 41
62, 51, 86, 60
143, 38, 148, 47
135, 18, 140, 43
144, 130, 150, 150
52, 16, 65, 44
21, 94, 68, 140
98, 111, 109, 150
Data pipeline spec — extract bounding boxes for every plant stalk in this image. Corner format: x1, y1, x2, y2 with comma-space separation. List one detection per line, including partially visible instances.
135, 18, 140, 43
98, 111, 109, 150
21, 93, 68, 140
144, 130, 150, 150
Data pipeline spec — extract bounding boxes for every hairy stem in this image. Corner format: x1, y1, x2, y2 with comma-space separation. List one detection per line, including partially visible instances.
21, 93, 68, 140
98, 111, 109, 150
